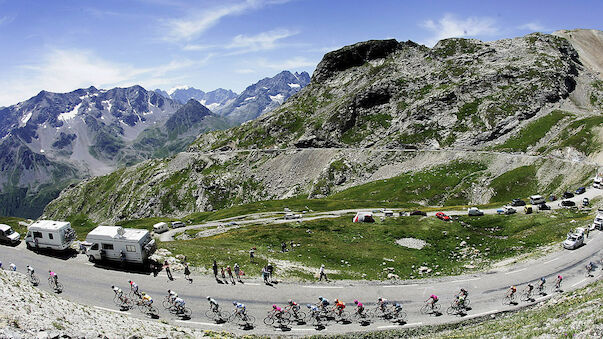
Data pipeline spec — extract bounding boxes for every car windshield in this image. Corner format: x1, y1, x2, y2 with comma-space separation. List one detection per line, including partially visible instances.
568, 236, 578, 241
5, 228, 14, 235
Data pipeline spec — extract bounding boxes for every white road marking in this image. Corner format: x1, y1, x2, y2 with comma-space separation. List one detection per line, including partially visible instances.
571, 278, 588, 288
450, 277, 481, 283
505, 268, 527, 275
292, 328, 314, 331
466, 310, 498, 318
94, 306, 129, 315
175, 320, 222, 326
543, 258, 559, 264
404, 322, 423, 327
383, 285, 400, 288
378, 325, 400, 329
245, 283, 261, 286
303, 286, 344, 289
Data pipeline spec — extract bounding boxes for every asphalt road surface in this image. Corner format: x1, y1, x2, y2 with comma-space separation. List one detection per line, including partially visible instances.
1, 211, 601, 335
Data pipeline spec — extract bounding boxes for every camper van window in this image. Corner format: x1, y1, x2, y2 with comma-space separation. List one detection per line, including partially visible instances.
126, 245, 136, 252
48, 233, 54, 240
91, 243, 99, 250
33, 231, 42, 238
102, 243, 114, 250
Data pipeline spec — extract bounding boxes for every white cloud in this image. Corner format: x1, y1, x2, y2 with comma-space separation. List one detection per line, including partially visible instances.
256, 56, 317, 70
421, 14, 499, 47
0, 15, 14, 26
226, 29, 298, 53
0, 49, 208, 106
164, 0, 290, 41
518, 22, 547, 32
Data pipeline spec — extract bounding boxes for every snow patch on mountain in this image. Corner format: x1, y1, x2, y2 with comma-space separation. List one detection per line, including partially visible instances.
288, 83, 301, 88
58, 102, 82, 121
19, 112, 32, 126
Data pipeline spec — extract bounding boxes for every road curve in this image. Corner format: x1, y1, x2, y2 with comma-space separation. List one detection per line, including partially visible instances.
160, 187, 602, 242
1, 215, 601, 335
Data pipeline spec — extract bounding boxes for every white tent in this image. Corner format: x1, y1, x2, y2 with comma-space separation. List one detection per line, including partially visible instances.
353, 212, 375, 223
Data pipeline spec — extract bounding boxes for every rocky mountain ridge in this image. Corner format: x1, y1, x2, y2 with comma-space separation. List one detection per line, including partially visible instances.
43, 30, 603, 223
155, 86, 238, 111
0, 86, 228, 218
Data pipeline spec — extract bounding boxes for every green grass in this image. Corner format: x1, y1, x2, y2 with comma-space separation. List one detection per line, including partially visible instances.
489, 165, 538, 202
495, 110, 568, 151
558, 116, 603, 155
328, 161, 487, 206
161, 209, 587, 281
0, 216, 27, 238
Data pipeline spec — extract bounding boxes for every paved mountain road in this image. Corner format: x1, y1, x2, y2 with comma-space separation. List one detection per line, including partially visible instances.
1, 205, 602, 335
160, 187, 601, 242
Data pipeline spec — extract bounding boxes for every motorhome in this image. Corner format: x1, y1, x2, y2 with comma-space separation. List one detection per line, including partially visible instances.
529, 195, 545, 205
153, 222, 169, 233
593, 209, 603, 230
85, 226, 156, 264
25, 220, 76, 251
594, 173, 602, 189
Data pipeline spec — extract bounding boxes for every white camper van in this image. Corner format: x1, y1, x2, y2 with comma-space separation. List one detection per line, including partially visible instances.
593, 209, 603, 231
85, 226, 156, 264
529, 195, 545, 205
25, 220, 76, 251
153, 222, 169, 234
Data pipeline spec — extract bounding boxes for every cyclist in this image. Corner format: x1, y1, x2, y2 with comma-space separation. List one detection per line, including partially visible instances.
233, 301, 247, 316
456, 292, 466, 308
555, 275, 563, 289
393, 302, 404, 315
128, 280, 140, 297
48, 270, 58, 285
9, 262, 16, 271
524, 283, 534, 299
507, 285, 517, 299
425, 294, 439, 310
26, 265, 35, 276
167, 289, 178, 303
317, 296, 330, 312
287, 299, 300, 316
334, 298, 345, 316
458, 288, 468, 298
354, 300, 365, 316
174, 296, 186, 314
112, 285, 123, 298
207, 296, 219, 312
538, 277, 546, 292
271, 304, 285, 321
306, 303, 320, 322
141, 292, 153, 306
586, 262, 594, 275
377, 297, 389, 312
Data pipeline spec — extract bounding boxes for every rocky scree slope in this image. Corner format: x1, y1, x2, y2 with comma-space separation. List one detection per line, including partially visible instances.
43, 31, 603, 223
0, 270, 207, 338
0, 86, 228, 218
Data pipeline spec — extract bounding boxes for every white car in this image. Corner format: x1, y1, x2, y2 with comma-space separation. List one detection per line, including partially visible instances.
563, 233, 584, 250
496, 206, 516, 215
468, 207, 484, 216
171, 221, 186, 228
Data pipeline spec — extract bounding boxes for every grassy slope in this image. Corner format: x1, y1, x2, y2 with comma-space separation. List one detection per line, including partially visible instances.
494, 110, 568, 151
161, 209, 590, 280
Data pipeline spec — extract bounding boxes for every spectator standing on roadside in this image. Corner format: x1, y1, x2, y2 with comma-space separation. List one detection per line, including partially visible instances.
227, 265, 235, 285
267, 263, 274, 282
212, 260, 218, 278
234, 263, 241, 282
262, 266, 269, 284
164, 260, 174, 280
585, 227, 590, 239
319, 264, 328, 281
184, 263, 192, 283
220, 266, 226, 279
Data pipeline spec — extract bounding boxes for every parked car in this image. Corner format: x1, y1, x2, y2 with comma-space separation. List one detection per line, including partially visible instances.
497, 206, 516, 215
171, 221, 186, 228
0, 224, 20, 245
562, 191, 574, 199
524, 205, 533, 214
511, 199, 526, 207
548, 195, 557, 201
152, 222, 169, 234
537, 203, 551, 211
561, 200, 576, 207
563, 233, 584, 250
592, 209, 603, 230
467, 207, 484, 216
409, 210, 427, 216
529, 195, 545, 205
575, 187, 586, 195
582, 197, 589, 206
435, 212, 451, 221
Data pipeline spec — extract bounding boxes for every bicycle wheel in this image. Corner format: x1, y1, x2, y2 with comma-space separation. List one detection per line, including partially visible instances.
168, 305, 178, 314
278, 316, 290, 326
181, 307, 192, 318
205, 309, 217, 320
55, 282, 63, 292
244, 315, 255, 326
338, 311, 350, 322
433, 304, 441, 313
420, 304, 430, 314
162, 299, 172, 309
148, 306, 159, 317
463, 299, 470, 307
293, 311, 306, 321
395, 311, 407, 322
264, 315, 275, 326
446, 306, 457, 315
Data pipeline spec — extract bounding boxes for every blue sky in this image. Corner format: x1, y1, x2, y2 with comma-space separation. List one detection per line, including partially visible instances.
0, 0, 601, 106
